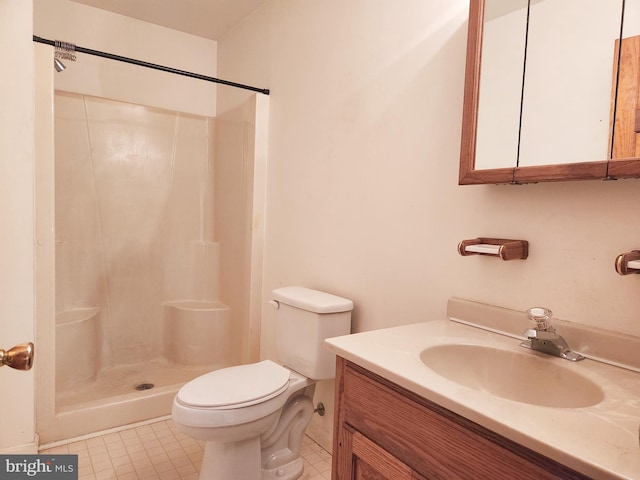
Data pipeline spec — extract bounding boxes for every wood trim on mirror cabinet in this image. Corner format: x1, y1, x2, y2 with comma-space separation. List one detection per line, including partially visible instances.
513, 161, 609, 184
459, 0, 516, 185
608, 157, 640, 178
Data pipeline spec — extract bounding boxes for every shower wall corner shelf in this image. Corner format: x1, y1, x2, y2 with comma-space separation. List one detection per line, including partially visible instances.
458, 237, 529, 261
615, 250, 640, 275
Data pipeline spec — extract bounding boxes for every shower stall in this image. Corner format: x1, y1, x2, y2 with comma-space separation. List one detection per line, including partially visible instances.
34, 45, 269, 443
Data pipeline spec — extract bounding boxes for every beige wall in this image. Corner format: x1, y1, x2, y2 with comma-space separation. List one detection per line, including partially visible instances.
217, 0, 640, 449
34, 0, 217, 117
5, 0, 640, 455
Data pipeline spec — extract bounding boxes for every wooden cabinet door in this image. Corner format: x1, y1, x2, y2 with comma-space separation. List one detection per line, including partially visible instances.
346, 428, 427, 480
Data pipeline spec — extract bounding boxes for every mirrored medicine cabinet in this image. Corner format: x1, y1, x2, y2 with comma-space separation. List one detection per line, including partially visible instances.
459, 0, 640, 185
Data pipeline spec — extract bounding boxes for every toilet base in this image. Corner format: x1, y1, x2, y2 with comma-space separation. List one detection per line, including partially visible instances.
195, 391, 315, 480
259, 393, 314, 480
198, 441, 305, 480
262, 458, 304, 480
200, 436, 262, 480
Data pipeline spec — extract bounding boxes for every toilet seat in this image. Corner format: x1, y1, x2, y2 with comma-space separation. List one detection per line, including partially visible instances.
176, 360, 291, 409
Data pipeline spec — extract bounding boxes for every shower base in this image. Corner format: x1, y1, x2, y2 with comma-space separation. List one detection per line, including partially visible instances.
47, 359, 213, 444
56, 359, 211, 409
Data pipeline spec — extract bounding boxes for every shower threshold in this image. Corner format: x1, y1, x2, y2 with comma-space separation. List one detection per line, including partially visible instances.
42, 359, 216, 443
56, 358, 212, 411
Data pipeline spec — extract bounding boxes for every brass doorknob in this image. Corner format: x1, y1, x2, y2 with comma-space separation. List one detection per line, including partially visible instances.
0, 342, 34, 370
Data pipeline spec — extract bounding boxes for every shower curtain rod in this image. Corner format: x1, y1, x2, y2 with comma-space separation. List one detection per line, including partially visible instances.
33, 35, 270, 95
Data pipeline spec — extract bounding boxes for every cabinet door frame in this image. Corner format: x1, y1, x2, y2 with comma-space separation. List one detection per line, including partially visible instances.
346, 428, 427, 480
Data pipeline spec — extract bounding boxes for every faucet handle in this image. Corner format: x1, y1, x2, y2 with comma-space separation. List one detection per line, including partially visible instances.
526, 307, 552, 330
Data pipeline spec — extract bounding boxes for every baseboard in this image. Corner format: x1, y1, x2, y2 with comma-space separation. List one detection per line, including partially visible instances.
0, 441, 39, 455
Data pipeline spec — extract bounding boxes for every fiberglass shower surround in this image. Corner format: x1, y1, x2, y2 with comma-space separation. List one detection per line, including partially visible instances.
45, 35, 270, 383
54, 93, 228, 382
41, 91, 267, 444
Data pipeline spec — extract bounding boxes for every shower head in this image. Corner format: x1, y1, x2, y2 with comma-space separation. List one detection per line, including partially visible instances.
54, 57, 66, 72
53, 39, 76, 72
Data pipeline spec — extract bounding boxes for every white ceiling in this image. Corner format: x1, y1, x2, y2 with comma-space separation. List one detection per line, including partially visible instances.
68, 0, 266, 40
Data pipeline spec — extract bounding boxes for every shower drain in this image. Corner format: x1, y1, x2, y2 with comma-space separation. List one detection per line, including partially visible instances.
135, 382, 155, 391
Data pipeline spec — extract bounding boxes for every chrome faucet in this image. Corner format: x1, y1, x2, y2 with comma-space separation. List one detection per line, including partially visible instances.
520, 307, 585, 362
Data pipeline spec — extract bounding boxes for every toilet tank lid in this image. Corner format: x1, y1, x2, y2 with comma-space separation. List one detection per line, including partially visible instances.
272, 286, 353, 313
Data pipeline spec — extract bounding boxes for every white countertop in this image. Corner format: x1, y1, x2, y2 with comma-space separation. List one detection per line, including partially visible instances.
325, 313, 640, 479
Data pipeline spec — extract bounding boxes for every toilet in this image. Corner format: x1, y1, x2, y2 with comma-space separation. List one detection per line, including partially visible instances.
171, 286, 353, 480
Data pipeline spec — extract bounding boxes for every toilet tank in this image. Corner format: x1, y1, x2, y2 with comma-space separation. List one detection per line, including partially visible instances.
272, 286, 353, 380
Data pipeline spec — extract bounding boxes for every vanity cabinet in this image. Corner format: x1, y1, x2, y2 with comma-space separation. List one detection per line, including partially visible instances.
332, 357, 590, 480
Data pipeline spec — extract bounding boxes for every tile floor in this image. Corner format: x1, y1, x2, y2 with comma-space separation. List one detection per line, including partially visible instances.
40, 417, 332, 480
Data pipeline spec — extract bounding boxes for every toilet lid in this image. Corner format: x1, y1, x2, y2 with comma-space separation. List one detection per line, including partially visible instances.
177, 360, 291, 409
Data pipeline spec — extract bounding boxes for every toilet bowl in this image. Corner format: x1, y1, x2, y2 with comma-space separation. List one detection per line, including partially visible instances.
171, 287, 353, 480
172, 360, 315, 480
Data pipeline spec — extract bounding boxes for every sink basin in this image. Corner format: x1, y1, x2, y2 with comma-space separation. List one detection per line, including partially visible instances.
419, 344, 604, 408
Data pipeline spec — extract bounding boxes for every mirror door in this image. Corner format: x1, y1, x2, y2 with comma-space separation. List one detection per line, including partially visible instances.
518, 0, 621, 168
